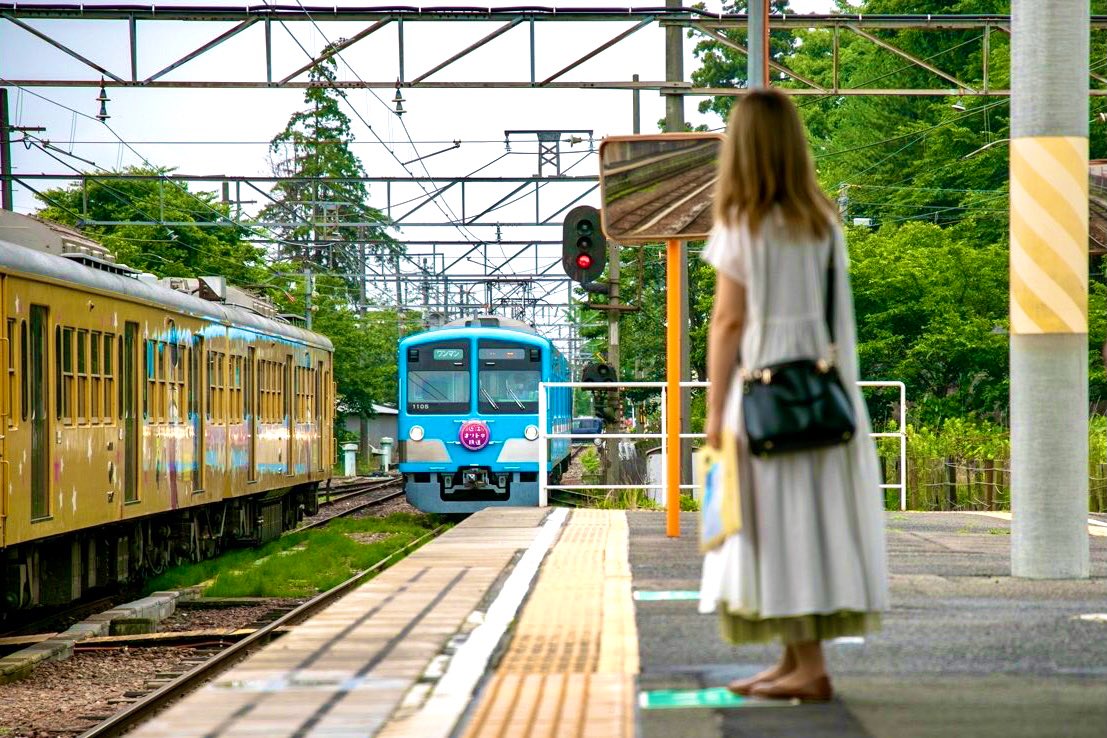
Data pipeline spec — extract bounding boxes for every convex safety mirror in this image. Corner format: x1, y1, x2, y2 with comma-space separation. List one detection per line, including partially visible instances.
598, 133, 724, 243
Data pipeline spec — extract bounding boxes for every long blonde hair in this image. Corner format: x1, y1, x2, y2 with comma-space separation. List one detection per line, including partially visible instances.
714, 89, 835, 239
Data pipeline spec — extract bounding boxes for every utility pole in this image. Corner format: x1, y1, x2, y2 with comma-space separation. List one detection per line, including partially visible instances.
605, 241, 622, 491
665, 0, 693, 497
304, 268, 314, 330
1, 89, 12, 211
749, 0, 770, 89
632, 73, 641, 135
1009, 0, 1089, 579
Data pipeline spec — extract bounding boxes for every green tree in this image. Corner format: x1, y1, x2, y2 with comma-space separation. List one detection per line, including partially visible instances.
261, 49, 395, 290
690, 0, 795, 120
35, 167, 264, 285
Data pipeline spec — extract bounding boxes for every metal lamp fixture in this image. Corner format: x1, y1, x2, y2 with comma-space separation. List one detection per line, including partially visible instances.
95, 79, 110, 122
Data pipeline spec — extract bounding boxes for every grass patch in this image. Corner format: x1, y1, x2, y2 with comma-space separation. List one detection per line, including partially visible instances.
680, 495, 700, 512
987, 527, 1011, 535
145, 513, 442, 599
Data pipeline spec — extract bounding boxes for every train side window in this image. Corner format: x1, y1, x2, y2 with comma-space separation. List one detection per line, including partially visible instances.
90, 331, 101, 423
143, 340, 151, 420
157, 341, 167, 424
168, 341, 184, 425
6, 319, 15, 428
103, 334, 115, 422
20, 320, 28, 423
59, 327, 74, 424
219, 354, 227, 423
76, 329, 88, 424
205, 351, 214, 421
238, 356, 244, 421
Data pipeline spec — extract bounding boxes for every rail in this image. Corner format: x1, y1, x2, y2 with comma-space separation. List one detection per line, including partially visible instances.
538, 380, 908, 511
77, 524, 446, 738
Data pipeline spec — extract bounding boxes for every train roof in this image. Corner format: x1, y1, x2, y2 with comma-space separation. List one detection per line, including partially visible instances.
401, 315, 546, 346
440, 315, 538, 334
0, 228, 333, 352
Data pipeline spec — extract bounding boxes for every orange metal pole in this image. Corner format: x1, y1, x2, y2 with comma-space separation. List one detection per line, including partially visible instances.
666, 238, 682, 537
761, 0, 770, 87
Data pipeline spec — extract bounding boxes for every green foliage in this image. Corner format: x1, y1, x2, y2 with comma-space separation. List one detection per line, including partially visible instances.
848, 221, 1009, 423
145, 513, 439, 598
35, 167, 265, 287
260, 52, 396, 284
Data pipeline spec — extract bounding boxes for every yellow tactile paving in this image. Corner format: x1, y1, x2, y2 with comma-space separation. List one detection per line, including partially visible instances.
462, 509, 638, 738
131, 508, 550, 738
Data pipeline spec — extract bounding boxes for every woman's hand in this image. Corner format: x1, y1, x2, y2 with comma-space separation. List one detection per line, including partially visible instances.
705, 411, 723, 450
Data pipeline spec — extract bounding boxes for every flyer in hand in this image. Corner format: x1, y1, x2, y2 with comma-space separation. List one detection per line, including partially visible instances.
695, 432, 742, 553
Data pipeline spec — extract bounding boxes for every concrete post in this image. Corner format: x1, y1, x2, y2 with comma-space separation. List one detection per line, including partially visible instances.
341, 442, 358, 478
1009, 0, 1089, 579
748, 0, 769, 89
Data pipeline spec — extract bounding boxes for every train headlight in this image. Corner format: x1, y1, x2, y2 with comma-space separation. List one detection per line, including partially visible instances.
408, 425, 425, 442
524, 424, 540, 441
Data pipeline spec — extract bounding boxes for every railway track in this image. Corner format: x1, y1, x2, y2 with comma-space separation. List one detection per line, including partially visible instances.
74, 524, 445, 738
300, 477, 406, 531
0, 480, 404, 643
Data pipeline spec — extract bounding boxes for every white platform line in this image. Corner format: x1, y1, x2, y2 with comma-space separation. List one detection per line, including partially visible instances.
380, 507, 569, 738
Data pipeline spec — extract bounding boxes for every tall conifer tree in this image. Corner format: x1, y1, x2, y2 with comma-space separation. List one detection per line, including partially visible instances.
262, 48, 395, 296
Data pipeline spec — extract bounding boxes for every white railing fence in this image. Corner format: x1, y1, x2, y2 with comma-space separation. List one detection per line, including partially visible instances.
538, 380, 908, 511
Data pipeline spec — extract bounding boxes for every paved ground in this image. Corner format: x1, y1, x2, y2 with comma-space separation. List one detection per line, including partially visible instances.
629, 511, 1107, 738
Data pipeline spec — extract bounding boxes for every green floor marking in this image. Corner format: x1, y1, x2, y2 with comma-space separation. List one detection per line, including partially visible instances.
639, 687, 799, 710
633, 590, 700, 601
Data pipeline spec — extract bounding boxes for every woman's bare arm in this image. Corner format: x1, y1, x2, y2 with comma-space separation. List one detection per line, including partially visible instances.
705, 271, 746, 448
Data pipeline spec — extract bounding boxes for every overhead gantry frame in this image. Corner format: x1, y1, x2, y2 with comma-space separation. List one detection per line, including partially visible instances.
3, 7, 1107, 95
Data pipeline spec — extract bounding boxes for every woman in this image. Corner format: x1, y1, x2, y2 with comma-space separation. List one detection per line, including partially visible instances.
700, 89, 888, 702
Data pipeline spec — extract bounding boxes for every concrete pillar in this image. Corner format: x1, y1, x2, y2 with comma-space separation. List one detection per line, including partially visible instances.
1009, 0, 1090, 579
748, 0, 768, 89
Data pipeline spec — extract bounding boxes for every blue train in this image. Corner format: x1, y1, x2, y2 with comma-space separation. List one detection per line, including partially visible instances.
397, 316, 572, 513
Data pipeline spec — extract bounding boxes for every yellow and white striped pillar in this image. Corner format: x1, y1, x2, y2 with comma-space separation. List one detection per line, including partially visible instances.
1010, 137, 1088, 335
1009, 0, 1090, 580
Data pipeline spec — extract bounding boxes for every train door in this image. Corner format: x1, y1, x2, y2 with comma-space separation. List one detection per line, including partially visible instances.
190, 335, 204, 490
246, 347, 256, 482
284, 356, 293, 475
121, 322, 138, 504
29, 305, 49, 519
313, 360, 322, 472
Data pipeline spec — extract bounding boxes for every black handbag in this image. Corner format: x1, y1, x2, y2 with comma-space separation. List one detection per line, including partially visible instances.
741, 242, 856, 457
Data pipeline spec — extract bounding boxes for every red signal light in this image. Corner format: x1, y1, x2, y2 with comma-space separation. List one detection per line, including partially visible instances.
575, 253, 593, 270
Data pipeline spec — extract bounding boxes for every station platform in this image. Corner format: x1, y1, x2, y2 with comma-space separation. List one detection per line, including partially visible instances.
134, 508, 1107, 738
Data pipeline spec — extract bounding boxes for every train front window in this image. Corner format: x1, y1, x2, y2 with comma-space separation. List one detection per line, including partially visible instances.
406, 342, 470, 414
478, 342, 540, 414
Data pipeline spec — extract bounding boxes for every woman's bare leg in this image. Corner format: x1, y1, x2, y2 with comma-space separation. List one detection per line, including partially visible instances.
726, 645, 796, 694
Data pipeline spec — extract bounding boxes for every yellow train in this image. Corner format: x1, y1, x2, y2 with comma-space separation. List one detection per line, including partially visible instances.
0, 212, 334, 610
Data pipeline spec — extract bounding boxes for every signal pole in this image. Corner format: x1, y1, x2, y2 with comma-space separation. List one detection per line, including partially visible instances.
665, 0, 693, 519
1009, 0, 1089, 578
605, 239, 621, 490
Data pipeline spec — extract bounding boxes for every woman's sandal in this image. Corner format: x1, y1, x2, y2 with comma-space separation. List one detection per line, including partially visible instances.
749, 675, 833, 702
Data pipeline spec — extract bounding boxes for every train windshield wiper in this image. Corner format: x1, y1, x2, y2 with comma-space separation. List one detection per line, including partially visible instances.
505, 385, 526, 410
480, 385, 499, 410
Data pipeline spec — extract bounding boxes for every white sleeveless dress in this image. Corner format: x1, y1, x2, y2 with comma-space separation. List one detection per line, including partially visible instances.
698, 213, 888, 644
